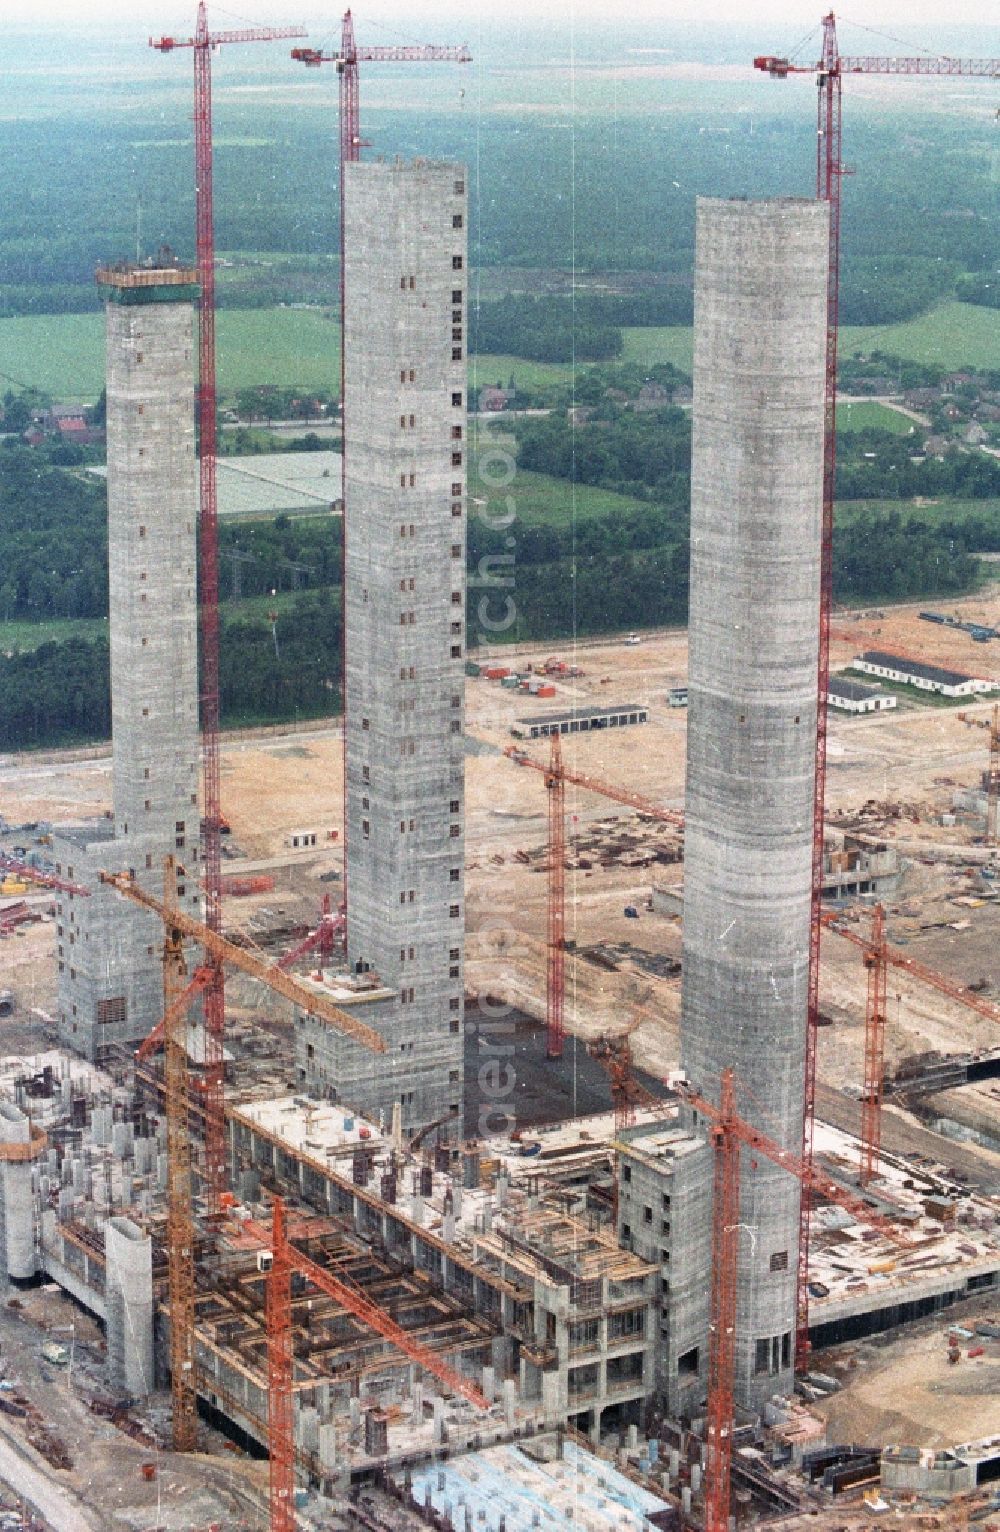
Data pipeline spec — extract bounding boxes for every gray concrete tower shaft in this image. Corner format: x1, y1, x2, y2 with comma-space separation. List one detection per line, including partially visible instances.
55, 266, 202, 1062
681, 198, 828, 1409
336, 161, 468, 1135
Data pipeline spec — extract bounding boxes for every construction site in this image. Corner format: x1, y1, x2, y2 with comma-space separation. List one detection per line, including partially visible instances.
1, 9, 1000, 1532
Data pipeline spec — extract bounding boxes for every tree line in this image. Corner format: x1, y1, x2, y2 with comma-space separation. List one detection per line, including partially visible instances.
0, 593, 342, 751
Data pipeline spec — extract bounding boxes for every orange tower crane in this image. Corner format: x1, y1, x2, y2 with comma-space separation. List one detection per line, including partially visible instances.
680, 1067, 912, 1532
545, 732, 566, 1059
258, 1197, 487, 1530
505, 740, 684, 1059
859, 904, 888, 1188
823, 902, 1000, 1186
755, 12, 1000, 1366
150, 4, 307, 1212
292, 16, 472, 934
265, 1199, 295, 1532
162, 860, 198, 1450
957, 705, 1000, 846
102, 858, 385, 1452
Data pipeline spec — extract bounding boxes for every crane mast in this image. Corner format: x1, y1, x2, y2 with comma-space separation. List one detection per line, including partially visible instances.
261, 1196, 487, 1529
545, 733, 566, 1059
150, 5, 306, 1210
683, 1067, 911, 1531
505, 741, 684, 1060
755, 10, 1000, 1367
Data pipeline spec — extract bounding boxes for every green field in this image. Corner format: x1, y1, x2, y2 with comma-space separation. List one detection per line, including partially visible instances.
837, 401, 917, 435
0, 590, 326, 657
621, 327, 694, 372
0, 616, 105, 653
468, 354, 575, 393
0, 309, 343, 401
6, 298, 1000, 406
840, 302, 1000, 372
625, 301, 1000, 379
837, 496, 1000, 526
472, 467, 652, 529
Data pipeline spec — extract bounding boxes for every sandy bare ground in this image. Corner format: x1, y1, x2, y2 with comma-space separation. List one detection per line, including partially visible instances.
3, 593, 1000, 1117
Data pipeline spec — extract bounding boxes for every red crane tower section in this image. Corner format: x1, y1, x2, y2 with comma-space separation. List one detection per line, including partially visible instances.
150, 5, 306, 1210
755, 12, 1000, 1367
276, 894, 346, 972
260, 1197, 487, 1528
823, 902, 1000, 1184
545, 733, 566, 1059
860, 904, 888, 1187
266, 1199, 295, 1532
505, 741, 684, 1059
292, 16, 471, 938
0, 853, 90, 899
681, 1068, 912, 1532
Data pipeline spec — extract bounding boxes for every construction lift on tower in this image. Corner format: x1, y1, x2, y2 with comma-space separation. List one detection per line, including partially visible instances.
504, 739, 684, 1060
251, 1196, 488, 1532
291, 15, 472, 932
822, 902, 1000, 1187
276, 894, 346, 972
587, 1015, 660, 1136
754, 10, 1000, 1366
102, 858, 385, 1451
680, 1068, 913, 1532
150, 4, 307, 1213
957, 705, 1000, 846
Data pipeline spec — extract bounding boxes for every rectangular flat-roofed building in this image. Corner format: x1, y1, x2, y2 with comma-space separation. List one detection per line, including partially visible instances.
854, 651, 992, 697
827, 677, 897, 714
514, 703, 649, 740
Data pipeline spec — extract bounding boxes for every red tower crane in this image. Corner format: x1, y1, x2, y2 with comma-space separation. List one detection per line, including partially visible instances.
276, 894, 345, 972
755, 12, 1000, 1367
545, 732, 566, 1059
0, 853, 90, 899
505, 740, 684, 1059
260, 1197, 487, 1530
682, 1068, 912, 1532
292, 15, 472, 932
150, 5, 306, 1210
859, 904, 888, 1188
823, 902, 1000, 1186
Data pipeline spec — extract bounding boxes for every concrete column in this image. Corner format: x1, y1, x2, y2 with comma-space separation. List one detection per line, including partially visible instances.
105, 1216, 154, 1397
681, 197, 828, 1409
0, 1104, 36, 1282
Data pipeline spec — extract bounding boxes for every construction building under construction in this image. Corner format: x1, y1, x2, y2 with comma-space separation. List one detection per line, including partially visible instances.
3, 85, 1000, 1524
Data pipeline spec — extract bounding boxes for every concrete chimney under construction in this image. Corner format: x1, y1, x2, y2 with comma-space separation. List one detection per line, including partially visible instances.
680, 197, 829, 1409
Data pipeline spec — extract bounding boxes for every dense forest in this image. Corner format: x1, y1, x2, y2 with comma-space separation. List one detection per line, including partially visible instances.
0, 76, 996, 329
0, 594, 342, 751
0, 446, 108, 621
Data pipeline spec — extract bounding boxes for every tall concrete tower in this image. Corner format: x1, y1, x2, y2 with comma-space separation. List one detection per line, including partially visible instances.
327, 159, 468, 1136
54, 262, 202, 1063
680, 198, 828, 1409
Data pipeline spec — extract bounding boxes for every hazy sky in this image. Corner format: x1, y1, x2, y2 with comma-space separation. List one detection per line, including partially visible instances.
4, 0, 997, 31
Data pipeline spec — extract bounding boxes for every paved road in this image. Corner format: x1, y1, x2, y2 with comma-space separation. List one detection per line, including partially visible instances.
0, 1424, 99, 1532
